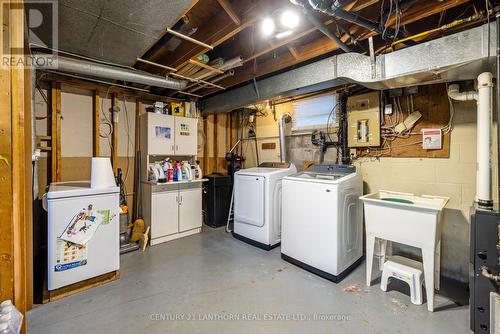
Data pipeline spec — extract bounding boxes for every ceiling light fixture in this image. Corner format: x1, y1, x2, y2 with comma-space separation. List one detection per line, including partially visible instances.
261, 17, 275, 37
280, 10, 299, 30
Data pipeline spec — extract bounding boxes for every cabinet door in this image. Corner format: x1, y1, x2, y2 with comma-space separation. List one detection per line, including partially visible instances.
147, 113, 175, 155
178, 187, 202, 232
151, 190, 179, 239
174, 117, 198, 156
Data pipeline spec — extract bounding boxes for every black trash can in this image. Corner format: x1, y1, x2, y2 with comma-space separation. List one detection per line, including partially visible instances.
203, 173, 232, 228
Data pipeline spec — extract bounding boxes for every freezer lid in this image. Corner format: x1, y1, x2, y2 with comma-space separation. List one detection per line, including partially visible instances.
47, 181, 119, 199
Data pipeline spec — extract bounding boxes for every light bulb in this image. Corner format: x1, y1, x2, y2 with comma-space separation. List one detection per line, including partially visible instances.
280, 10, 299, 30
261, 17, 275, 37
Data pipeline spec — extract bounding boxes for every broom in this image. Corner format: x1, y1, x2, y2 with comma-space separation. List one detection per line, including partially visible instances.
130, 150, 145, 242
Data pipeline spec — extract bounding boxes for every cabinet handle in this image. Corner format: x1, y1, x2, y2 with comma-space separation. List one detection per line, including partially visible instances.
176, 145, 179, 151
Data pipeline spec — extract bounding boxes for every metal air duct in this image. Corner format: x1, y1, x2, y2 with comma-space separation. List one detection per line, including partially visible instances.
202, 23, 496, 115
33, 54, 188, 90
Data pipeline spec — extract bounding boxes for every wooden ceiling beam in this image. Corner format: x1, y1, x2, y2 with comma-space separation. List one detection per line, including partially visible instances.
344, 0, 380, 12
287, 45, 300, 60
188, 59, 224, 73
216, 0, 241, 26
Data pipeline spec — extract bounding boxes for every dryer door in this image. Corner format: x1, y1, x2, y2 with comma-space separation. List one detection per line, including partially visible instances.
234, 175, 265, 227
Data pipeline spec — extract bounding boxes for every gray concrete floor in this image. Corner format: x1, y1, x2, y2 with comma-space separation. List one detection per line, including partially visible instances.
28, 228, 470, 334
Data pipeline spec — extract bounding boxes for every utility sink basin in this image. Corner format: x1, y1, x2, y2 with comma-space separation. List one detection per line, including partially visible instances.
360, 190, 449, 312
361, 190, 449, 212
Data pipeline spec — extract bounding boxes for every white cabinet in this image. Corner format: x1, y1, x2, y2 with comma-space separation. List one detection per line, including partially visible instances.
151, 190, 178, 237
179, 187, 202, 232
142, 112, 175, 155
141, 113, 197, 156
143, 182, 202, 245
174, 116, 198, 156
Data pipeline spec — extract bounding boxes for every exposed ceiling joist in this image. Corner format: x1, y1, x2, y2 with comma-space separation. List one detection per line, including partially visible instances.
200, 0, 470, 95
216, 0, 241, 25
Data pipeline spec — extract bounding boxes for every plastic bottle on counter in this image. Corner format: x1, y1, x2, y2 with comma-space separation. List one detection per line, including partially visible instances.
181, 162, 192, 181
194, 160, 202, 180
190, 165, 196, 181
173, 161, 181, 182
162, 159, 174, 182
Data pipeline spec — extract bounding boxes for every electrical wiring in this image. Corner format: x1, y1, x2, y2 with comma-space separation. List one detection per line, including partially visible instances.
442, 83, 456, 135
365, 86, 455, 159
99, 86, 113, 152
35, 85, 49, 120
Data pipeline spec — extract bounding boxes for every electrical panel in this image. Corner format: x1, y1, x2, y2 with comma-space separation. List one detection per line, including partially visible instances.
347, 92, 381, 147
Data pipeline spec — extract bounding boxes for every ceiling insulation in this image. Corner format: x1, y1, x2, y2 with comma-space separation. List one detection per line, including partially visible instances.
27, 0, 194, 66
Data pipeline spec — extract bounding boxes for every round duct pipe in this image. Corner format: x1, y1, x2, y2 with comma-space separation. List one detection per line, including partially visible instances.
33, 53, 188, 90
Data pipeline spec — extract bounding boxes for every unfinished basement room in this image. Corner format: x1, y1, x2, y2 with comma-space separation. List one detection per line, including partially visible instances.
2, 0, 500, 333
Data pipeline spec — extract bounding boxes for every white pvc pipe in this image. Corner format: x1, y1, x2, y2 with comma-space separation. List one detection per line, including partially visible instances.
447, 73, 494, 209
476, 72, 493, 208
447, 84, 478, 101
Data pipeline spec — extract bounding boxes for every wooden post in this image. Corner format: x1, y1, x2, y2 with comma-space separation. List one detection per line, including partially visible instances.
111, 93, 118, 174
51, 82, 61, 182
226, 113, 231, 153
0, 1, 33, 330
133, 98, 141, 220
92, 90, 100, 157
213, 114, 218, 173
203, 116, 208, 174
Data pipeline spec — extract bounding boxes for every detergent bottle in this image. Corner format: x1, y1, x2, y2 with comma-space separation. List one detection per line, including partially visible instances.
172, 162, 179, 182
194, 160, 202, 180
163, 159, 173, 182
182, 161, 192, 181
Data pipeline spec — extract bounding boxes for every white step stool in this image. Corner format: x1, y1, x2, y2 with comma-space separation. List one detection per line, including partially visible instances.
381, 256, 425, 305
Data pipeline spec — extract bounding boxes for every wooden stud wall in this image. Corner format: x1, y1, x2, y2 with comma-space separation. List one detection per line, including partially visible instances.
92, 90, 100, 157
111, 93, 118, 174
0, 1, 33, 331
51, 82, 61, 182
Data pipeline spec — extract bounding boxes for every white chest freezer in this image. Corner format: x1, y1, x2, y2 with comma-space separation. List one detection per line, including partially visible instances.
47, 181, 120, 290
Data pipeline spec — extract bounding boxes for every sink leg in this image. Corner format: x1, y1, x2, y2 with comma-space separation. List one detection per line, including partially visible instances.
366, 235, 376, 286
379, 239, 388, 270
435, 240, 441, 291
422, 248, 435, 312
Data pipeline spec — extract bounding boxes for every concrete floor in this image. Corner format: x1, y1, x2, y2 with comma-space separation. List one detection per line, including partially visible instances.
28, 228, 470, 334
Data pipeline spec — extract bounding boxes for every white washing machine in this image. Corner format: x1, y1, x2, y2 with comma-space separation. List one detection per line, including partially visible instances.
281, 164, 363, 282
233, 162, 297, 250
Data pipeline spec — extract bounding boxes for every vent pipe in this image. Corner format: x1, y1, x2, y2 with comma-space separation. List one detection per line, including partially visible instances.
279, 114, 292, 163
33, 54, 188, 90
448, 72, 494, 210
